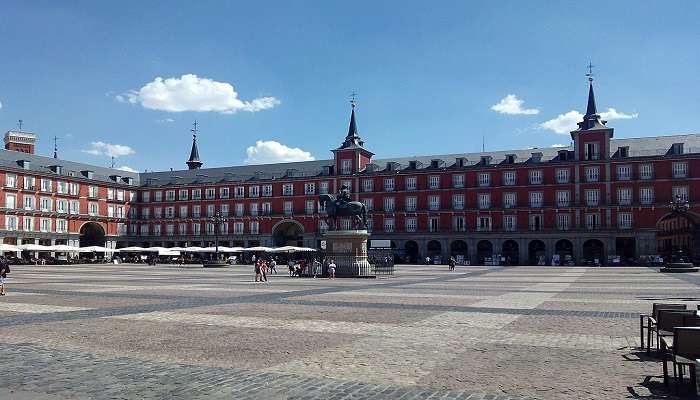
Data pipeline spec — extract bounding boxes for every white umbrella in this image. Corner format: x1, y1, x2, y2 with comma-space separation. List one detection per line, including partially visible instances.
0, 243, 21, 252
243, 246, 273, 252
18, 244, 52, 251
80, 246, 117, 253
49, 244, 81, 252
117, 246, 147, 252
183, 246, 205, 252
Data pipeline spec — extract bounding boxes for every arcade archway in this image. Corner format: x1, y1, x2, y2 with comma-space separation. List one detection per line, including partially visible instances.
427, 240, 442, 258
502, 240, 519, 265
272, 220, 304, 247
582, 239, 605, 265
79, 222, 105, 247
404, 240, 419, 263
528, 240, 546, 265
657, 211, 700, 263
476, 240, 493, 265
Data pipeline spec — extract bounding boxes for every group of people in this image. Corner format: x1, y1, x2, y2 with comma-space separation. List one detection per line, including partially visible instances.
253, 257, 335, 281
254, 258, 277, 282
0, 256, 10, 296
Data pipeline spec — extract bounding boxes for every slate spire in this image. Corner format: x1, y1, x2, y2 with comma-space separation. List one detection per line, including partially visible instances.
338, 98, 365, 149
186, 120, 203, 170
577, 63, 607, 131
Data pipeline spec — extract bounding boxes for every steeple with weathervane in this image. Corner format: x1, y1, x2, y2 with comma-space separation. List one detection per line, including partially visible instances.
332, 92, 374, 178
186, 120, 203, 170
571, 63, 614, 161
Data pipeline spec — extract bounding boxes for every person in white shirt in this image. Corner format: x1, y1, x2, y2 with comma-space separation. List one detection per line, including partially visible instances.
328, 260, 336, 279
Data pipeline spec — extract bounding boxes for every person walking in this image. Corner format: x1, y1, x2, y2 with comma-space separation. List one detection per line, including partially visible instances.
328, 260, 336, 280
448, 256, 456, 271
0, 256, 10, 296
312, 258, 321, 278
261, 260, 268, 282
254, 260, 262, 282
270, 259, 277, 274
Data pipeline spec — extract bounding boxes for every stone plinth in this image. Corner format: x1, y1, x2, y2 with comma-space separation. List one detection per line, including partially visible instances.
323, 230, 373, 277
660, 262, 699, 273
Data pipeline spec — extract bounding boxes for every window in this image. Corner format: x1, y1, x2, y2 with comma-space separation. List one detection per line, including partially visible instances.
220, 204, 229, 217
24, 176, 36, 190
341, 159, 352, 174
617, 187, 632, 205
618, 212, 633, 229
453, 216, 466, 232
405, 176, 417, 191
87, 185, 97, 198
233, 222, 244, 234
262, 185, 273, 197
556, 191, 570, 207
69, 183, 79, 196
41, 179, 52, 192
639, 164, 653, 180
478, 193, 490, 209
384, 197, 395, 212
341, 180, 352, 193
5, 216, 17, 231
503, 192, 516, 208
154, 191, 163, 201
452, 194, 464, 210
529, 170, 543, 185
193, 223, 201, 235
23, 216, 34, 231
640, 187, 654, 205
205, 188, 215, 199
40, 197, 52, 212
117, 223, 126, 235
165, 206, 175, 218
428, 195, 440, 210
477, 173, 491, 187
283, 184, 294, 196
140, 225, 150, 236
405, 217, 417, 232
617, 165, 632, 181
529, 192, 543, 208
556, 214, 571, 231
5, 194, 16, 209
5, 174, 17, 188
304, 183, 316, 195
192, 189, 202, 200
178, 223, 187, 235
362, 179, 373, 192
234, 187, 245, 198
165, 190, 175, 201
142, 192, 150, 202
585, 189, 600, 206
383, 218, 395, 233
585, 213, 601, 230
116, 190, 124, 201
179, 189, 189, 200
584, 142, 600, 160
361, 198, 373, 211
250, 221, 259, 234
319, 220, 329, 234
318, 182, 328, 195
88, 202, 98, 216
56, 199, 67, 214
219, 187, 229, 199
261, 202, 271, 215
23, 195, 35, 210
116, 206, 124, 218
672, 186, 689, 202
672, 162, 688, 178
56, 219, 67, 233
555, 168, 570, 184
207, 204, 215, 217
428, 176, 440, 189
503, 171, 516, 186
503, 215, 516, 232
179, 205, 188, 218
154, 207, 163, 218
405, 196, 416, 212
249, 186, 260, 198
305, 200, 315, 215
235, 203, 244, 216
284, 201, 293, 215
166, 224, 175, 235
107, 205, 115, 217
206, 223, 215, 235
529, 215, 543, 231
428, 217, 439, 232
383, 177, 395, 191
585, 166, 600, 182
57, 181, 68, 194
452, 174, 465, 188
477, 216, 491, 232
107, 188, 115, 200
40, 218, 51, 232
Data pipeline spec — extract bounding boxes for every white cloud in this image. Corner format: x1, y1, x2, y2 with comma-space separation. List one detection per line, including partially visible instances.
245, 140, 314, 165
551, 144, 567, 147
122, 74, 280, 114
82, 141, 135, 158
156, 118, 175, 123
539, 110, 583, 134
599, 107, 638, 120
117, 165, 138, 173
491, 94, 539, 115
0, 100, 3, 109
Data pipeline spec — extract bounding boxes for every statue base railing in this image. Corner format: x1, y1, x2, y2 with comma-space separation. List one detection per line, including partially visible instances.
322, 230, 374, 278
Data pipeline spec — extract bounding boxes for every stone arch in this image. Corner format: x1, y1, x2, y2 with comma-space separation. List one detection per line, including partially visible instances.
79, 222, 106, 247
450, 240, 468, 258
656, 211, 700, 264
427, 240, 442, 258
528, 240, 546, 265
404, 240, 419, 263
582, 239, 605, 265
501, 240, 519, 265
476, 240, 493, 265
555, 239, 574, 264
272, 219, 304, 247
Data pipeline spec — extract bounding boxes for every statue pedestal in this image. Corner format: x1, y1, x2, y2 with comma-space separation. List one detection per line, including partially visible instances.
323, 230, 373, 278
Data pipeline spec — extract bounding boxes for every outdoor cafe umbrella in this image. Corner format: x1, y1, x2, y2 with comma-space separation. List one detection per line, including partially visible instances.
79, 246, 117, 253
18, 244, 52, 252
48, 244, 81, 252
0, 243, 22, 252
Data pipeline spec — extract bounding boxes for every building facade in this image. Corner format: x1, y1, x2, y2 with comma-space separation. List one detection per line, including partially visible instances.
1, 81, 699, 265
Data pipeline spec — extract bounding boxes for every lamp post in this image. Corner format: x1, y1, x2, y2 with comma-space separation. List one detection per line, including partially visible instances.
669, 194, 690, 213
208, 212, 227, 261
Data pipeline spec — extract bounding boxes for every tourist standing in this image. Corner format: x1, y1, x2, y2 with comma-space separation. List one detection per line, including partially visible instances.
0, 256, 10, 296
312, 258, 321, 278
448, 257, 456, 271
328, 260, 336, 279
261, 260, 268, 282
270, 259, 277, 274
425, 256, 431, 265
254, 260, 262, 282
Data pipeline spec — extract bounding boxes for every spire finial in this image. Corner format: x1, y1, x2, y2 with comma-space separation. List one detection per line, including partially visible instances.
53, 136, 58, 159
187, 120, 203, 170
191, 120, 198, 140
18, 119, 23, 131
586, 61, 594, 83
111, 156, 115, 168
350, 90, 357, 109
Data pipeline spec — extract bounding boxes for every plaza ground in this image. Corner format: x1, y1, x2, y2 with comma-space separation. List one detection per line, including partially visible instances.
0, 263, 699, 399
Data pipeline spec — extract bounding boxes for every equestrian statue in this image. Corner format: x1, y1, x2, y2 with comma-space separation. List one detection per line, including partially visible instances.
318, 185, 368, 230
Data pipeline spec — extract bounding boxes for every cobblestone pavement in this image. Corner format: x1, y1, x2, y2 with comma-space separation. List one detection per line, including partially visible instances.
1, 263, 698, 399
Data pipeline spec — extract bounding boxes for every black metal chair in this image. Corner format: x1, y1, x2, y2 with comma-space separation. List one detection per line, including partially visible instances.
641, 303, 688, 352
658, 311, 698, 386
664, 326, 700, 394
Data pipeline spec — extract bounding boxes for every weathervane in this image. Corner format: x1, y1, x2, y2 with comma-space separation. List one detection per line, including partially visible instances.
53, 136, 58, 159
586, 62, 595, 82
18, 119, 23, 131
350, 90, 358, 108
191, 120, 198, 140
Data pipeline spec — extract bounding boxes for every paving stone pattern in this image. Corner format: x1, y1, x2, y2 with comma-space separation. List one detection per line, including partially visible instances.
1, 263, 698, 399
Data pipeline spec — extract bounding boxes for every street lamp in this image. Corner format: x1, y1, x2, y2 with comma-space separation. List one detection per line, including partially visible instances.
669, 194, 690, 213
208, 212, 227, 261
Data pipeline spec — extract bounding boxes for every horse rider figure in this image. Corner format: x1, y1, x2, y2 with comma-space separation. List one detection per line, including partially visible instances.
335, 185, 351, 210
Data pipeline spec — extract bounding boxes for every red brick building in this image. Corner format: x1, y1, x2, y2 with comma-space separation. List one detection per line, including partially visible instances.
1, 81, 699, 265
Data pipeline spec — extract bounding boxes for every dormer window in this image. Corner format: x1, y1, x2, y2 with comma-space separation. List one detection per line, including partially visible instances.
81, 170, 94, 179
531, 152, 543, 163
408, 160, 418, 169
430, 159, 443, 168
618, 146, 629, 158
49, 165, 62, 174
110, 175, 121, 182
17, 160, 30, 170
455, 157, 467, 167
671, 143, 684, 155
505, 154, 516, 164
123, 177, 134, 185
480, 156, 492, 166
557, 150, 568, 161
584, 142, 600, 161
285, 168, 299, 178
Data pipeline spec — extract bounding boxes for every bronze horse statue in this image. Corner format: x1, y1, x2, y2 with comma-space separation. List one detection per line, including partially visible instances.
318, 194, 367, 230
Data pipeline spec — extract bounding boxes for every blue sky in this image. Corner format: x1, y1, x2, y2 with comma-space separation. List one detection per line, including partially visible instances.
1, 1, 699, 172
